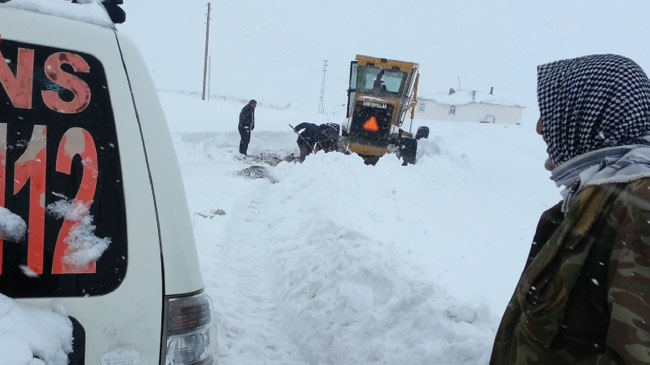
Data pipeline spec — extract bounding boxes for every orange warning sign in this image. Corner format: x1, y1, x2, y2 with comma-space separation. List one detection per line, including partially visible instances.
363, 117, 379, 132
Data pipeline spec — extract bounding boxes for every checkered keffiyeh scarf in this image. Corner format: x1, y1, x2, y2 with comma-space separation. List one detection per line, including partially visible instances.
538, 54, 650, 165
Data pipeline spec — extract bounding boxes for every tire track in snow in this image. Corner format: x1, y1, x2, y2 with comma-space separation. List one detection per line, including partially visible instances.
214, 177, 306, 365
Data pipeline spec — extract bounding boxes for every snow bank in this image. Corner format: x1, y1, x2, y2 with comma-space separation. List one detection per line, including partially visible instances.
264, 157, 496, 363
172, 94, 560, 364
257, 152, 505, 363
0, 295, 73, 365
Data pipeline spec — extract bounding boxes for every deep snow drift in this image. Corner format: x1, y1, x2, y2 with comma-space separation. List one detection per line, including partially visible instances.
170, 92, 560, 364
0, 88, 560, 364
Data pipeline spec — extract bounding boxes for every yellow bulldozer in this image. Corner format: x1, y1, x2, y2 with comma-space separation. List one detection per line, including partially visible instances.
339, 55, 428, 165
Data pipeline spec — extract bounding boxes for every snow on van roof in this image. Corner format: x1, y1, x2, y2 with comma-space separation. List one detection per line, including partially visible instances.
0, 0, 114, 28
420, 89, 523, 108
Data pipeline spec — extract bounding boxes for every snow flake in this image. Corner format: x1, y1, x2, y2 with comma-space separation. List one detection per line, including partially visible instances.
19, 265, 39, 278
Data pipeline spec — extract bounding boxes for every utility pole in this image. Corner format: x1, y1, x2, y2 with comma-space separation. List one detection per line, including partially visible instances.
207, 55, 212, 101
318, 60, 328, 114
202, 2, 212, 101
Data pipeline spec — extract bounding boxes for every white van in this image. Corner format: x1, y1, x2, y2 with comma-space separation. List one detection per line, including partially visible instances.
0, 2, 215, 364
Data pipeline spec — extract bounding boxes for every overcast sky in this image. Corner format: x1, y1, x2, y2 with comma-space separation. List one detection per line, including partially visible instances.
120, 0, 650, 125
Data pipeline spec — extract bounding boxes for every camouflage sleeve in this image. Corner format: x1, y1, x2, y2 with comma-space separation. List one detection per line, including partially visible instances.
585, 209, 650, 364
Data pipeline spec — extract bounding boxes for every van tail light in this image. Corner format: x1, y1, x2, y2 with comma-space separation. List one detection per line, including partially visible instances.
163, 292, 217, 365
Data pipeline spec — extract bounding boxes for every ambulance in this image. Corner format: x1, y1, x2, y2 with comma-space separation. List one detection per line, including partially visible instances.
0, 2, 215, 364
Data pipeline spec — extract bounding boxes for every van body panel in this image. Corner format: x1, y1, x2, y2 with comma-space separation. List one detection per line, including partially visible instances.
116, 34, 204, 295
0, 8, 165, 363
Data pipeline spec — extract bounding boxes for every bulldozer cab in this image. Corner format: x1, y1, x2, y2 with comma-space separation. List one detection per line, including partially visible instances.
345, 55, 420, 162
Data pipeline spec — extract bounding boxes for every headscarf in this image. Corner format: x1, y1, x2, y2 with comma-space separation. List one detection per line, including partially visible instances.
537, 54, 650, 165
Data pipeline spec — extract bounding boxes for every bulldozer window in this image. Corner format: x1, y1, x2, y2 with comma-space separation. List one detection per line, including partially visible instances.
357, 66, 406, 95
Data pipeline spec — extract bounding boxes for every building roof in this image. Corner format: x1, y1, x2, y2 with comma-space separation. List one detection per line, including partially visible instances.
419, 89, 523, 108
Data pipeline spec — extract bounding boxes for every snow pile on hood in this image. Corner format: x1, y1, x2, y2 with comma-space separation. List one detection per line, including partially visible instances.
1, 0, 113, 28
0, 294, 73, 365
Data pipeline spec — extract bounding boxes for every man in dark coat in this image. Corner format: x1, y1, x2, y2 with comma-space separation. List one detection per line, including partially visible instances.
238, 99, 256, 155
490, 54, 650, 364
293, 122, 331, 162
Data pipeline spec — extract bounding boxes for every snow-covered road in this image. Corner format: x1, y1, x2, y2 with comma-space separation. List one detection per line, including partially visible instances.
178, 133, 304, 364
203, 173, 306, 364
171, 98, 559, 364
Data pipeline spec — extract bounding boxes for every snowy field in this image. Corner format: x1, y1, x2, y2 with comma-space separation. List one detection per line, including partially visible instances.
167, 93, 560, 364
122, 7, 650, 362
4, 0, 649, 363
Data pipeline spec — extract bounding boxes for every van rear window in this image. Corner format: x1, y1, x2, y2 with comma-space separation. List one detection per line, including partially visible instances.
0, 39, 127, 297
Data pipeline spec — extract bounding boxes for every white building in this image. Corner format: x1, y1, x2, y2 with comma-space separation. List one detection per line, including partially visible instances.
416, 89, 524, 125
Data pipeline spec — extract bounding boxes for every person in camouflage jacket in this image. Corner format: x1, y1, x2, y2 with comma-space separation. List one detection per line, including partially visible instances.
490, 55, 650, 364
